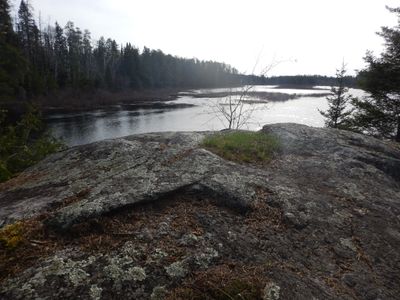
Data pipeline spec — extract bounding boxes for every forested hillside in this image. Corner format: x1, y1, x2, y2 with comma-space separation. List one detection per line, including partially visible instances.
0, 0, 245, 105
1, 0, 361, 110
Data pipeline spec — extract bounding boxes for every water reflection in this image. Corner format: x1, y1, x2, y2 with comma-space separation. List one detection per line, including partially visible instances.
45, 86, 365, 147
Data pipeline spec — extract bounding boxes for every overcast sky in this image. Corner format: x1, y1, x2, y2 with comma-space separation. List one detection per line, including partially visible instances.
10, 0, 400, 76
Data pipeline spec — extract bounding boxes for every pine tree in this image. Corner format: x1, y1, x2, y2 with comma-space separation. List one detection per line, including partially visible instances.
319, 64, 353, 129
352, 7, 400, 142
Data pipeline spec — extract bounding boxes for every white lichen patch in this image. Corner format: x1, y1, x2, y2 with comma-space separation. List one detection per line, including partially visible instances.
263, 282, 281, 300
121, 241, 143, 259
151, 285, 167, 300
151, 248, 168, 260
179, 233, 200, 246
69, 267, 90, 287
89, 284, 103, 300
0, 252, 96, 298
103, 263, 124, 281
127, 267, 147, 282
165, 260, 189, 278
195, 247, 219, 267
37, 255, 92, 287
104, 256, 146, 282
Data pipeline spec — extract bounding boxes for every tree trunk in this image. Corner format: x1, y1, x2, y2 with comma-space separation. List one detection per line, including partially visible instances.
396, 116, 400, 142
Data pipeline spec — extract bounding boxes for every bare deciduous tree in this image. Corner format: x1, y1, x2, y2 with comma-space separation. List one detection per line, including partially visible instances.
209, 86, 262, 130
207, 59, 284, 130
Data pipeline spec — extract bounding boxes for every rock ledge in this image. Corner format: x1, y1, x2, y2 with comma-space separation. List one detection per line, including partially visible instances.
0, 123, 399, 299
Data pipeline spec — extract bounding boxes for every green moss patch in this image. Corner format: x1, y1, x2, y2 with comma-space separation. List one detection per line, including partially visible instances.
202, 131, 280, 164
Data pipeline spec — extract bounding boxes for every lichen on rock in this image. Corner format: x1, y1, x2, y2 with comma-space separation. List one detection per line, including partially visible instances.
263, 282, 281, 300
150, 286, 167, 300
0, 124, 399, 299
165, 260, 189, 279
89, 284, 102, 300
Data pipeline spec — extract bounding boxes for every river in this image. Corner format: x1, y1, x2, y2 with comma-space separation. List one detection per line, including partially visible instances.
45, 85, 364, 147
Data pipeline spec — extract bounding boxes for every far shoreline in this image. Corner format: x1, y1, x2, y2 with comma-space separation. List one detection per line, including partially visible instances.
2, 84, 337, 117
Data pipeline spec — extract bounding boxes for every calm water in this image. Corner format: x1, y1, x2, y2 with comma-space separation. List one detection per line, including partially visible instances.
46, 86, 364, 147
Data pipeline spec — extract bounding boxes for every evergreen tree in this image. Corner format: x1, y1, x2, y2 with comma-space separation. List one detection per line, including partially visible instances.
352, 7, 400, 142
2, 0, 245, 102
319, 64, 353, 129
65, 21, 83, 86
17, 0, 45, 96
81, 30, 93, 81
140, 47, 154, 87
93, 36, 106, 86
0, 0, 14, 43
119, 43, 141, 88
104, 38, 119, 89
0, 0, 27, 102
0, 106, 62, 182
17, 0, 36, 62
0, 1, 61, 182
54, 22, 68, 87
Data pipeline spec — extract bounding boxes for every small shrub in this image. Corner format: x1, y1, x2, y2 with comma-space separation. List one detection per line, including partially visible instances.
202, 131, 280, 164
0, 106, 63, 182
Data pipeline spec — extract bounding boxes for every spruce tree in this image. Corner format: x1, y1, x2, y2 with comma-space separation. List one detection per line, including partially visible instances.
0, 0, 27, 102
352, 7, 400, 142
319, 64, 353, 129
53, 22, 68, 87
17, 0, 38, 64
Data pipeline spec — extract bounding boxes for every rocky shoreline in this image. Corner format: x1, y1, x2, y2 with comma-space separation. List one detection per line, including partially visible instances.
0, 123, 399, 299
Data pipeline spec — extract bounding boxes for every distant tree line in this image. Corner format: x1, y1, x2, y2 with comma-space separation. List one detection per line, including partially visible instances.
0, 0, 247, 105
1, 0, 362, 107
260, 75, 358, 87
